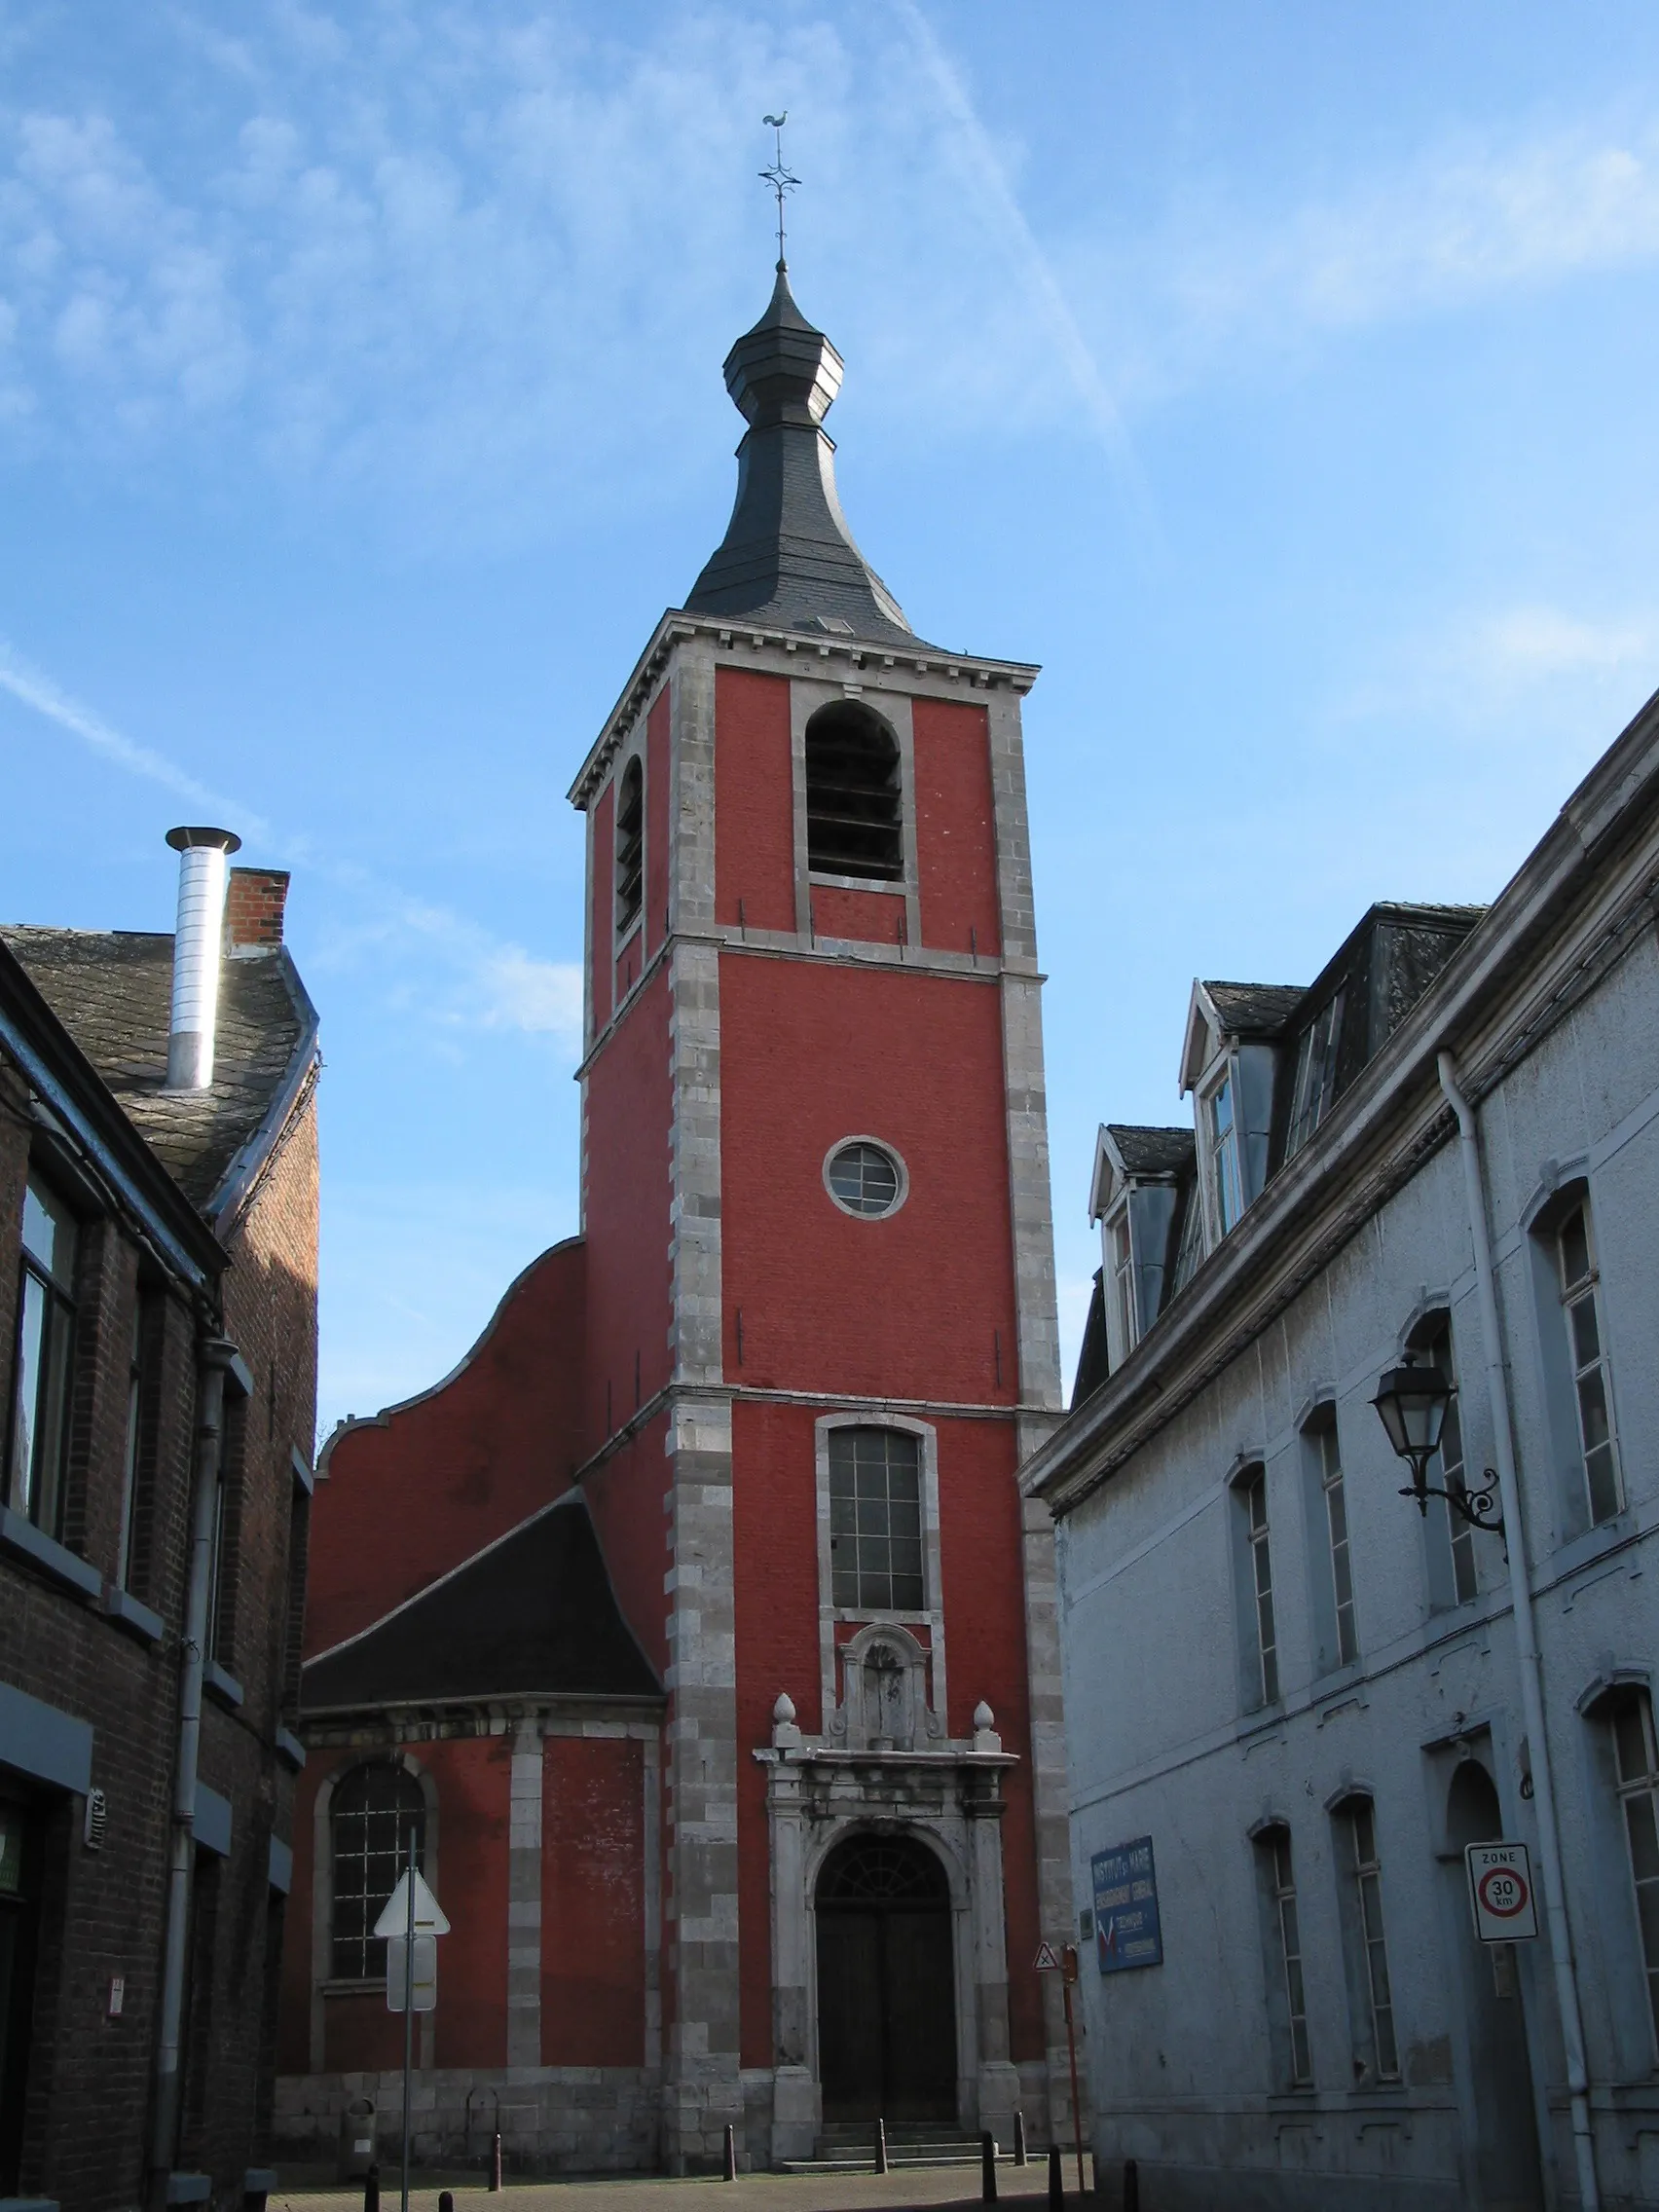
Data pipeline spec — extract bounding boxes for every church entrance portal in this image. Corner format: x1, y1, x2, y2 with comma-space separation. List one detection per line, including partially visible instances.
815, 1832, 957, 2123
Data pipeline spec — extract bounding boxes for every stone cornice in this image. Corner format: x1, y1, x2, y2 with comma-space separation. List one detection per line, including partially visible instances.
567, 609, 1041, 810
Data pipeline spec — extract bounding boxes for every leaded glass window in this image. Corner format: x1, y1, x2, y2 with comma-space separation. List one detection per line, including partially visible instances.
330, 1765, 425, 1981
829, 1427, 924, 1612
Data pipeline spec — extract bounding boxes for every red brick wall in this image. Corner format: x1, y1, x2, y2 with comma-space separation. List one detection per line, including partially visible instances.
582, 965, 671, 1454
590, 781, 614, 1034
305, 1238, 586, 1658
715, 668, 794, 933
430, 1737, 512, 2069
224, 868, 290, 950
810, 884, 906, 946
912, 699, 1001, 957
541, 1736, 645, 2066
581, 1413, 671, 1679
718, 954, 1017, 1403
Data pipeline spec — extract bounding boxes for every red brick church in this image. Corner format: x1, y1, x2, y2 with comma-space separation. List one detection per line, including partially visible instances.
275, 260, 1073, 2174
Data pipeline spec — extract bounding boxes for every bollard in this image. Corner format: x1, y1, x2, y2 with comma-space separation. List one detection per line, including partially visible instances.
363, 2165, 380, 2212
1123, 2157, 1138, 2212
490, 2131, 502, 2193
1048, 2143, 1062, 2211
874, 2118, 888, 2176
439, 2194, 455, 2212
723, 2123, 738, 2181
1014, 2111, 1027, 2167
980, 2130, 998, 2203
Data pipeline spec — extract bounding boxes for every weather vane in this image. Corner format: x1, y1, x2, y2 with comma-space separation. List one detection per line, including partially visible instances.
759, 112, 798, 272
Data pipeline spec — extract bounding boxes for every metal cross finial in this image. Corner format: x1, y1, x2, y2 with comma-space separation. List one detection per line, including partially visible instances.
759, 112, 797, 272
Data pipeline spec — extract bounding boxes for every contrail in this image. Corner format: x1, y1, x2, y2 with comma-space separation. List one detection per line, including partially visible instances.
0, 642, 582, 1046
0, 640, 269, 837
897, 0, 1158, 538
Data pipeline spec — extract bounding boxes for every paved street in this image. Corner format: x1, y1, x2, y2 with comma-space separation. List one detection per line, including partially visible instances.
272, 2160, 1089, 2212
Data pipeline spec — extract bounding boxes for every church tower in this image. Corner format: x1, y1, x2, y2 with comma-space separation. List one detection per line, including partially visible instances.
571, 264, 1071, 2167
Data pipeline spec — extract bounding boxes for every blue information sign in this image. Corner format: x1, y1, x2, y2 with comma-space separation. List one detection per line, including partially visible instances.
1091, 1835, 1162, 1973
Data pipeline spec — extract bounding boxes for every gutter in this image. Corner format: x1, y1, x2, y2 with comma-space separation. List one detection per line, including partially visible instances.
149, 1336, 237, 2201
1438, 1051, 1600, 2212
204, 948, 320, 1228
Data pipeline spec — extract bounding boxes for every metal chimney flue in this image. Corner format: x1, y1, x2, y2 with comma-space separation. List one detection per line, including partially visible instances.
165, 827, 241, 1089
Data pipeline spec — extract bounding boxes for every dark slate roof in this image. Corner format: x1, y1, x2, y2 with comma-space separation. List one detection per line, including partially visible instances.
1108, 1124, 1196, 1177
1071, 1271, 1110, 1410
301, 1495, 661, 1712
1204, 981, 1308, 1037
682, 267, 926, 647
0, 928, 314, 1212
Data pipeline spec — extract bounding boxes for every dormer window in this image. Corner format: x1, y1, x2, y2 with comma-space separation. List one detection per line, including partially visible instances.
805, 701, 903, 880
1285, 990, 1345, 1159
614, 756, 644, 938
1206, 1069, 1245, 1236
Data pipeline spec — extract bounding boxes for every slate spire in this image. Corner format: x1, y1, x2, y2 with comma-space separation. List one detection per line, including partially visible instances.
683, 266, 917, 644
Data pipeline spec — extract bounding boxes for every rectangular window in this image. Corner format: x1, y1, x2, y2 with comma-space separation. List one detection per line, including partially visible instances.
116, 1289, 162, 1590
1110, 1212, 1135, 1355
1285, 990, 1345, 1160
208, 1388, 247, 1668
1243, 1471, 1278, 1706
1557, 1203, 1621, 1526
1342, 1798, 1399, 2081
1424, 1319, 1478, 1604
829, 1427, 924, 1612
1317, 1426, 1358, 1668
1209, 1074, 1244, 1235
7, 1174, 79, 1538
1260, 1826, 1312, 2087
1611, 1691, 1659, 2046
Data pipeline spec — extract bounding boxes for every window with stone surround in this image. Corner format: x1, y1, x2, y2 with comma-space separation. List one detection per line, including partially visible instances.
830, 1427, 923, 1612
614, 755, 644, 939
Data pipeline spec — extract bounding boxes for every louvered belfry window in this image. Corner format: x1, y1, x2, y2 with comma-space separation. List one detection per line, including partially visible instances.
805, 702, 903, 880
614, 756, 645, 936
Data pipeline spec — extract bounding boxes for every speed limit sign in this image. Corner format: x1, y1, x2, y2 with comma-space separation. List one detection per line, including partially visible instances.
1465, 1842, 1539, 1941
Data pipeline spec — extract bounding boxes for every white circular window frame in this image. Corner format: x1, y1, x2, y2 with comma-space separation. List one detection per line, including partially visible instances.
822, 1135, 910, 1221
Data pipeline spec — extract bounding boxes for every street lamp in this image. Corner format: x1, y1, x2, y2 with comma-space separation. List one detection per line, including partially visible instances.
1370, 1362, 1503, 1533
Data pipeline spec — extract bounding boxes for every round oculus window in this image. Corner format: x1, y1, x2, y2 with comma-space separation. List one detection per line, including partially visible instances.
826, 1140, 904, 1219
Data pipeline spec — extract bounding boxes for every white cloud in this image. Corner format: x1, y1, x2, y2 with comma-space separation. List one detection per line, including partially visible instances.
1472, 605, 1659, 680
477, 945, 583, 1045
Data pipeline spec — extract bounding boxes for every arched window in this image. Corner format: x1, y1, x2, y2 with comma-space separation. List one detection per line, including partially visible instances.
614, 756, 644, 937
805, 702, 903, 880
330, 1763, 425, 1981
828, 1427, 923, 1612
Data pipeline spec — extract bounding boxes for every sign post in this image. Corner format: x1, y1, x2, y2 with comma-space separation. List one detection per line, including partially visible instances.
1465, 1841, 1540, 1943
375, 1848, 451, 2212
1035, 1942, 1087, 2196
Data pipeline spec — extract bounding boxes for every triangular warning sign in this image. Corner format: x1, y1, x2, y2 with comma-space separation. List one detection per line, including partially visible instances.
374, 1867, 451, 1937
1032, 1941, 1062, 1972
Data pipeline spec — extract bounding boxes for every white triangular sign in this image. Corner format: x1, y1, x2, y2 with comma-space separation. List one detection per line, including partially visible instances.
374, 1867, 451, 1937
1032, 1940, 1062, 1972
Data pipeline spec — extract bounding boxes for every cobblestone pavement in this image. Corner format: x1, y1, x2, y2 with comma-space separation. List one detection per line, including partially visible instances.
273, 2158, 1090, 2212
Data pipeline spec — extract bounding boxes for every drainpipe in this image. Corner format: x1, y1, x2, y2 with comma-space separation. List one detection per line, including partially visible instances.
150, 1335, 237, 2195
1437, 1051, 1600, 2212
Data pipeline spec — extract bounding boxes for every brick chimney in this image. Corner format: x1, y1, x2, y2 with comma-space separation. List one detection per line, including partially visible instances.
225, 867, 291, 955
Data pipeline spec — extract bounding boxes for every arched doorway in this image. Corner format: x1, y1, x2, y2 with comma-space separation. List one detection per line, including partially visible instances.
815, 1831, 957, 2123
1445, 1759, 1543, 2209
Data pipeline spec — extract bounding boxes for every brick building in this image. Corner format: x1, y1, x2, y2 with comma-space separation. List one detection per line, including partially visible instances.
2, 832, 319, 2212
276, 262, 1073, 2176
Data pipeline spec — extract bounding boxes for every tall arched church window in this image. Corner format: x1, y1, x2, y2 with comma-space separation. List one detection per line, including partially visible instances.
330, 1764, 425, 1981
829, 1427, 922, 1611
614, 757, 645, 937
805, 702, 903, 880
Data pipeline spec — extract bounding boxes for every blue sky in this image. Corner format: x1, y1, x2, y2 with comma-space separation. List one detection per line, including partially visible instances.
4, 1, 1659, 1441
